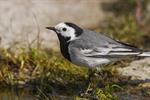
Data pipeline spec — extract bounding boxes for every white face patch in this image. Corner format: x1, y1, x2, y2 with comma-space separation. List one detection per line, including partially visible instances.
55, 23, 78, 41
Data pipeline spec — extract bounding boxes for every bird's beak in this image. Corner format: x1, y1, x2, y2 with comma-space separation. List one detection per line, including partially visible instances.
46, 27, 56, 32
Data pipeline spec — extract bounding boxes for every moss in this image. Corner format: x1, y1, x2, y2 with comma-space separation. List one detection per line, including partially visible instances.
0, 10, 149, 100
0, 47, 120, 99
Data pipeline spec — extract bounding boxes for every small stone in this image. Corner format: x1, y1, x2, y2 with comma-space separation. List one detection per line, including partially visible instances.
117, 58, 150, 80
139, 83, 150, 88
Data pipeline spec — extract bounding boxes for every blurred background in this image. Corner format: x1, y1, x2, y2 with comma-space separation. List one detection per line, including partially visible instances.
0, 0, 105, 50
0, 0, 149, 51
0, 0, 150, 100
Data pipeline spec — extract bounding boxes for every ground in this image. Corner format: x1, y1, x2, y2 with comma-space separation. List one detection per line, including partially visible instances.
0, 15, 150, 100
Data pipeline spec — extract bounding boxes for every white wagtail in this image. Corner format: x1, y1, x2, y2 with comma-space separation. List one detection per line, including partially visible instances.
46, 22, 150, 68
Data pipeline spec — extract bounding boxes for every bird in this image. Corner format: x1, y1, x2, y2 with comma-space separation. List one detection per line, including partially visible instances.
46, 22, 150, 95
46, 22, 150, 68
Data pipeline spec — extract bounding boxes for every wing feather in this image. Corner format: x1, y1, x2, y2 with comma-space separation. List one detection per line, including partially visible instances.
69, 31, 143, 58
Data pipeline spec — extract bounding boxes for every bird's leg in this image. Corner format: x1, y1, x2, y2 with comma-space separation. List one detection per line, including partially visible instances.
80, 68, 93, 97
80, 67, 104, 97
85, 68, 94, 92
80, 68, 98, 97
91, 67, 103, 89
94, 67, 104, 87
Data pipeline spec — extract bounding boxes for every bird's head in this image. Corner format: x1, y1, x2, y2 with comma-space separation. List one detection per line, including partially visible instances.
46, 22, 83, 42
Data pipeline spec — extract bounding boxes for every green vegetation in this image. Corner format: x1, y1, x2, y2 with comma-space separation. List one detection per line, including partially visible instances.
0, 0, 150, 99
0, 47, 120, 99
0, 14, 149, 99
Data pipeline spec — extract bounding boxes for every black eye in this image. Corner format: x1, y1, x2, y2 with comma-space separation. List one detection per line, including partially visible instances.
62, 28, 67, 31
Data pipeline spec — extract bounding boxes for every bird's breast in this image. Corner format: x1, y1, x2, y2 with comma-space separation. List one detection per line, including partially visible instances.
59, 43, 71, 61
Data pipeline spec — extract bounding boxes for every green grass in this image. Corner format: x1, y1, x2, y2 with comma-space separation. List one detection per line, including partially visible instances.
0, 47, 120, 99
0, 15, 149, 99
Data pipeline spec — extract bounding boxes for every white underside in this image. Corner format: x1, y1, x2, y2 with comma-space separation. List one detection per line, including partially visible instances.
84, 57, 111, 67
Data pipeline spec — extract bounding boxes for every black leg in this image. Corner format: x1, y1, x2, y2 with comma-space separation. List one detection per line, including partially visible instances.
80, 68, 97, 97
80, 67, 103, 98
80, 68, 92, 97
